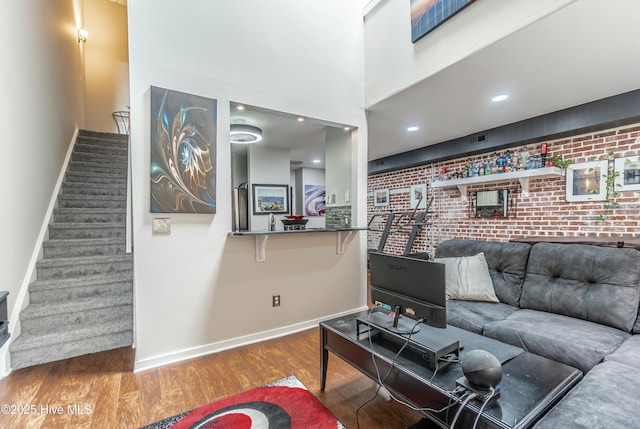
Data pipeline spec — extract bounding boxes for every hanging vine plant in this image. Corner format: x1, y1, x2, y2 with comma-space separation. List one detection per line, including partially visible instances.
597, 152, 621, 221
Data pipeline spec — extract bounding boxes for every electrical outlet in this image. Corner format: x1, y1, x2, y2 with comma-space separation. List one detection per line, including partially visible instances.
272, 295, 281, 307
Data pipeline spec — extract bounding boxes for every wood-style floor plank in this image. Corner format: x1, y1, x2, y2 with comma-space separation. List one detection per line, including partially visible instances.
0, 328, 423, 428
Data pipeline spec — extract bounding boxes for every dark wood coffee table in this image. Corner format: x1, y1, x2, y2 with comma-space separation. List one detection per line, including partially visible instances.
320, 310, 582, 429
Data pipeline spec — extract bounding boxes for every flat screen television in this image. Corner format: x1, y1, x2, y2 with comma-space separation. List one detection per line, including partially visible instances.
369, 252, 446, 334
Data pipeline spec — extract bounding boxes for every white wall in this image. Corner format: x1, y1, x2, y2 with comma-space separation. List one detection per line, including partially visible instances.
0, 0, 87, 374
128, 0, 368, 371
326, 127, 353, 208
85, 0, 129, 133
364, 0, 576, 107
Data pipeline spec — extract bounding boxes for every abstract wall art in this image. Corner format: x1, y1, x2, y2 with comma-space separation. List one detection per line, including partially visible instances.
304, 185, 326, 216
150, 86, 217, 213
411, 0, 476, 43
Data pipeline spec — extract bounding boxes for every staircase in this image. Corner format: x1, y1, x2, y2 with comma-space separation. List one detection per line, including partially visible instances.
9, 130, 134, 370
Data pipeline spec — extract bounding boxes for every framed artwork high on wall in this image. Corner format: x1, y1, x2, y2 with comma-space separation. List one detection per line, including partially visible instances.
614, 155, 640, 191
374, 189, 390, 207
410, 184, 427, 209
565, 160, 607, 202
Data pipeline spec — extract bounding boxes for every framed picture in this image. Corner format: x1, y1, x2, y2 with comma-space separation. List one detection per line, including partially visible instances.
614, 155, 640, 192
411, 0, 476, 43
374, 189, 390, 207
252, 184, 289, 214
410, 184, 427, 209
565, 160, 607, 202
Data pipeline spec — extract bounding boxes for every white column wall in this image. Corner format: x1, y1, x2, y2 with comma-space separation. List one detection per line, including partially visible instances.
128, 0, 367, 371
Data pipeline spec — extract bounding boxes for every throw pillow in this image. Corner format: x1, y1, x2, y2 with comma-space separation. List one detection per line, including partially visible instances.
434, 252, 499, 302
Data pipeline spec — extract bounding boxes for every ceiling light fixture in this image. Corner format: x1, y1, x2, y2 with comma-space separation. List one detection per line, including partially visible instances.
230, 124, 263, 144
297, 117, 304, 122
236, 105, 245, 111
491, 94, 509, 102
312, 159, 321, 164
407, 126, 419, 132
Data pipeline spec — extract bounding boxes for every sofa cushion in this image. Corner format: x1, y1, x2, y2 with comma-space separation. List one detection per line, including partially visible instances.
445, 300, 519, 334
434, 239, 531, 307
604, 334, 640, 370
520, 243, 640, 332
534, 361, 640, 429
483, 309, 630, 373
434, 253, 499, 302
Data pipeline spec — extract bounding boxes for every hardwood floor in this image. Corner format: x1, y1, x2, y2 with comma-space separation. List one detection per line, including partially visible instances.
0, 327, 423, 429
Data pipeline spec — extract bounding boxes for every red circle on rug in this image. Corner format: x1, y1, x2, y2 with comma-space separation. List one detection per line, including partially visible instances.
171, 385, 338, 429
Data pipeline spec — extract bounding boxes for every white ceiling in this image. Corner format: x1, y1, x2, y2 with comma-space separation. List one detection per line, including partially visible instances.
366, 0, 640, 161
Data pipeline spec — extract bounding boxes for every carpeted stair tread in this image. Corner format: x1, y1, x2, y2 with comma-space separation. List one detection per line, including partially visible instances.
37, 253, 132, 268
53, 208, 126, 223
21, 294, 131, 318
67, 160, 127, 175
10, 319, 132, 351
47, 222, 126, 239
62, 181, 127, 195
20, 294, 132, 319
64, 170, 127, 185
74, 142, 128, 156
43, 237, 126, 248
10, 330, 133, 369
58, 194, 127, 209
42, 237, 126, 257
29, 272, 132, 292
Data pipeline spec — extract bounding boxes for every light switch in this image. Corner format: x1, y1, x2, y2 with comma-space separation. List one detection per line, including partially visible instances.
153, 218, 171, 234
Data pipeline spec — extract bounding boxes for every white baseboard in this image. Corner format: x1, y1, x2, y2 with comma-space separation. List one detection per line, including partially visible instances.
133, 307, 367, 373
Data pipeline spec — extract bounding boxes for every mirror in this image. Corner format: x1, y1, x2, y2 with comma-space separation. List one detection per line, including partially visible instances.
230, 103, 356, 232
475, 189, 508, 218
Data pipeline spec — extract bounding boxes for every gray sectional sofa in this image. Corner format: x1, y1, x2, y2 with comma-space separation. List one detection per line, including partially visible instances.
434, 239, 640, 429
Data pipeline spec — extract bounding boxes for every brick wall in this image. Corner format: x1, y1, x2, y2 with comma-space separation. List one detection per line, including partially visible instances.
367, 123, 640, 257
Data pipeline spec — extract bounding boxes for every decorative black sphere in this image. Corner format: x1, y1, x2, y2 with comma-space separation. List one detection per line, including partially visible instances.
461, 349, 502, 389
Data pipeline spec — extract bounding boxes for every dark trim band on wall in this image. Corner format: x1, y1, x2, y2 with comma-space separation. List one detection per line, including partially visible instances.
368, 89, 640, 175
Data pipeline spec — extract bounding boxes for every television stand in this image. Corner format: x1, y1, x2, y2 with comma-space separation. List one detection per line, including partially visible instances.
356, 315, 460, 371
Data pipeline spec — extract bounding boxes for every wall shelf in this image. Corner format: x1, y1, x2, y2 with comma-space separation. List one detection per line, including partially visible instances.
228, 228, 366, 262
431, 167, 564, 195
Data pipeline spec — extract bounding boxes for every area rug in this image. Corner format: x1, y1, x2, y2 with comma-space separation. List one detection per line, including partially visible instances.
140, 375, 345, 429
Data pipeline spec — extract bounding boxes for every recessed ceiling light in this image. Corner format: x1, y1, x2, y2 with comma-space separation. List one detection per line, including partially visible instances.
344, 126, 351, 131
297, 117, 304, 122
491, 94, 509, 102
312, 159, 321, 163
236, 104, 245, 110
407, 126, 419, 132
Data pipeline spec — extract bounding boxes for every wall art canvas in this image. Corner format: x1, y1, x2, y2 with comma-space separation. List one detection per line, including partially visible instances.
150, 86, 217, 213
614, 155, 640, 191
411, 0, 476, 43
565, 160, 607, 202
304, 185, 326, 216
252, 184, 289, 214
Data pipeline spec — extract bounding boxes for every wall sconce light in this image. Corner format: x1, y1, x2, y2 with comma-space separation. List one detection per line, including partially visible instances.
78, 28, 89, 43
